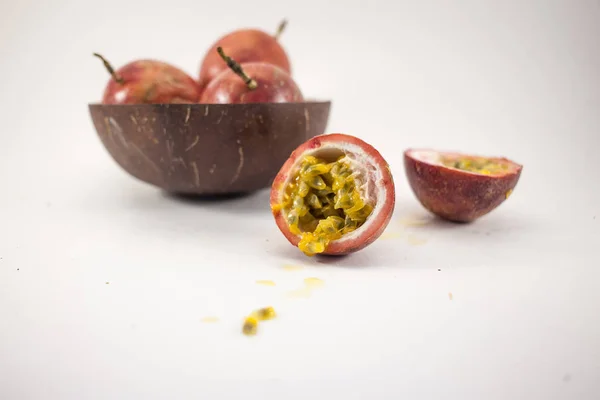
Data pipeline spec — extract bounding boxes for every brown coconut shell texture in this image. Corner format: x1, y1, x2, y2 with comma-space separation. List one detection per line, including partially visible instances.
404, 149, 523, 223
89, 102, 330, 195
271, 134, 396, 255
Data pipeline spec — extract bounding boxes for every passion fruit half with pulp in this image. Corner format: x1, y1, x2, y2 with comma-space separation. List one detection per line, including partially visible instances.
270, 134, 395, 256
404, 149, 523, 223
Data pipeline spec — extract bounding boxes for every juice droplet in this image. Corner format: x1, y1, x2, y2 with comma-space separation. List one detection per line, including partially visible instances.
407, 234, 427, 246
283, 264, 304, 271
200, 316, 220, 323
380, 232, 403, 240
286, 288, 312, 299
399, 214, 432, 227
448, 292, 453, 301
286, 277, 325, 299
505, 189, 513, 199
256, 280, 276, 286
304, 277, 325, 288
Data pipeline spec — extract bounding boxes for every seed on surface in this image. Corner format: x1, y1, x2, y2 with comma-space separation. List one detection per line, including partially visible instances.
242, 316, 258, 336
255, 306, 277, 321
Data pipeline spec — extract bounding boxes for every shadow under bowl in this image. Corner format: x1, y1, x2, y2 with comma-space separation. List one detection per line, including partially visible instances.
88, 101, 331, 195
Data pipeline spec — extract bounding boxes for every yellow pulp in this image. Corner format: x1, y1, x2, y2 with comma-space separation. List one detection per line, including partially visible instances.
241, 306, 277, 336
442, 157, 509, 175
273, 155, 374, 256
254, 306, 277, 321
242, 315, 258, 336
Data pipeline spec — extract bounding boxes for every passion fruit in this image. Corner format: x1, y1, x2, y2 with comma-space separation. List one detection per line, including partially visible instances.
404, 149, 523, 223
270, 134, 395, 256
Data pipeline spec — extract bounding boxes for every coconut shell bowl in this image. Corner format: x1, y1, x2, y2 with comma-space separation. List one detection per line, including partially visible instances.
88, 101, 331, 195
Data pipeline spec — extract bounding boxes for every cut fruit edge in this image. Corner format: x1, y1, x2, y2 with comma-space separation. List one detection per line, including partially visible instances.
404, 148, 523, 176
270, 134, 395, 253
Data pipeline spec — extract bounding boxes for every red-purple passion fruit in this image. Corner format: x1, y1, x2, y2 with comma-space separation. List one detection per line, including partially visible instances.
404, 149, 523, 222
197, 20, 292, 93
93, 53, 200, 104
199, 47, 302, 104
270, 134, 395, 256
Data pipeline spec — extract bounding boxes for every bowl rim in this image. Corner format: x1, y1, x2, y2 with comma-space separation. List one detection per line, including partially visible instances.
88, 100, 332, 108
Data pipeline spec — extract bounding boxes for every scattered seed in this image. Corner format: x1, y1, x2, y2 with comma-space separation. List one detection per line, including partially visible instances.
254, 306, 277, 321
241, 306, 278, 336
242, 315, 258, 336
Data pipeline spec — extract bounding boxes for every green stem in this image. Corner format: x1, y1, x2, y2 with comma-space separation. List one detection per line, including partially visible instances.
216, 47, 258, 90
93, 53, 124, 85
274, 19, 287, 41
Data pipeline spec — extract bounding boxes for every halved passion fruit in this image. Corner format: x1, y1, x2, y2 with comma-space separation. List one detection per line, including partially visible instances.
270, 134, 395, 256
404, 149, 523, 222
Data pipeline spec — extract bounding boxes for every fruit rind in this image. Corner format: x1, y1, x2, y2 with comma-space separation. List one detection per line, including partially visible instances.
404, 149, 523, 222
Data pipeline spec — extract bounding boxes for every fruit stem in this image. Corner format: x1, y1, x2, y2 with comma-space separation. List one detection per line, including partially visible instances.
274, 19, 287, 40
216, 47, 258, 90
93, 53, 124, 85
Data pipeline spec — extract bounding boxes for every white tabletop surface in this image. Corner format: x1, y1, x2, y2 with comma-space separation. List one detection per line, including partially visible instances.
1, 1, 599, 399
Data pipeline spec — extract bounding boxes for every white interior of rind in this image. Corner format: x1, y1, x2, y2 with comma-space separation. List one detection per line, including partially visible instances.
407, 149, 517, 175
280, 142, 389, 245
408, 149, 443, 165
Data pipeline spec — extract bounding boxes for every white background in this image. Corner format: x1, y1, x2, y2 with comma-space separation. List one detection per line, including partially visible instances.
1, 0, 599, 399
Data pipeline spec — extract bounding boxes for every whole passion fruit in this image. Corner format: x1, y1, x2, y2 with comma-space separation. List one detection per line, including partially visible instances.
404, 148, 523, 223
93, 53, 200, 104
270, 134, 395, 256
198, 20, 291, 93
199, 47, 303, 104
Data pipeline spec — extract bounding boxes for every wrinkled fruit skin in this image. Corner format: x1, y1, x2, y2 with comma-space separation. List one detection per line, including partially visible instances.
270, 134, 395, 256
198, 29, 291, 92
199, 62, 303, 104
101, 60, 201, 104
404, 149, 522, 223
